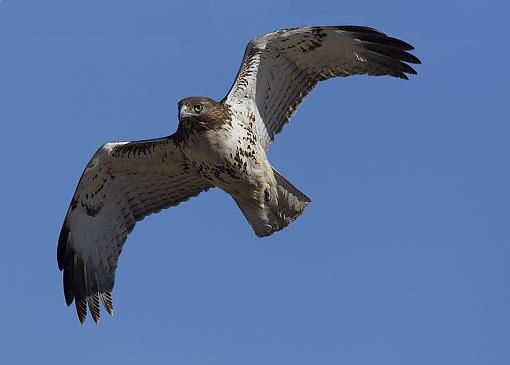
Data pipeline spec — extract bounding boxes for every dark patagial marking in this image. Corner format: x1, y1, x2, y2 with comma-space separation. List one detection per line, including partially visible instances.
112, 139, 169, 159
57, 24, 421, 324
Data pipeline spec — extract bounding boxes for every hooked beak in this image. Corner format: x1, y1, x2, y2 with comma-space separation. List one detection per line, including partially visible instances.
179, 103, 189, 119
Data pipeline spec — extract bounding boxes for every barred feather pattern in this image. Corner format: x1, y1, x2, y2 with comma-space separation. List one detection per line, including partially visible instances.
57, 25, 420, 323
223, 25, 421, 149
57, 137, 212, 323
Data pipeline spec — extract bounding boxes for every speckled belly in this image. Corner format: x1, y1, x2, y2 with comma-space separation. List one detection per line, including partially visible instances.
183, 127, 271, 201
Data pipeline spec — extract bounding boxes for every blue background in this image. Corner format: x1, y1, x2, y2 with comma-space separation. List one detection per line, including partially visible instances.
1, 1, 509, 364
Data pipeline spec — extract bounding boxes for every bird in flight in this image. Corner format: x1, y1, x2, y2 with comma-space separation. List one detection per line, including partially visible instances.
57, 25, 421, 323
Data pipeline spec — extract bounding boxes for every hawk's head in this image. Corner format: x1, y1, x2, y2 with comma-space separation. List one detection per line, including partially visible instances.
178, 97, 230, 132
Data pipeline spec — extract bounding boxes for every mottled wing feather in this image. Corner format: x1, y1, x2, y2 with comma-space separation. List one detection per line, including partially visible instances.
57, 136, 212, 323
223, 26, 421, 149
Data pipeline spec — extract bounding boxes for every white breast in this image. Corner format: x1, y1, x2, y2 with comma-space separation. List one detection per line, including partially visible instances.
182, 116, 274, 200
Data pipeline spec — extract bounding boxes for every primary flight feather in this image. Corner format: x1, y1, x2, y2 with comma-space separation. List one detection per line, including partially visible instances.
57, 25, 421, 323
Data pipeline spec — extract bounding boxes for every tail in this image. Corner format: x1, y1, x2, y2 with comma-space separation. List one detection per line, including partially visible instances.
234, 168, 311, 237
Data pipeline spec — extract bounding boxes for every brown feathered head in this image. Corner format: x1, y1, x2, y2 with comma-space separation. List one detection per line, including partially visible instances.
178, 96, 230, 132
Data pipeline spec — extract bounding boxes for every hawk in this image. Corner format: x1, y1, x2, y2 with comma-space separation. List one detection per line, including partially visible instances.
57, 25, 421, 323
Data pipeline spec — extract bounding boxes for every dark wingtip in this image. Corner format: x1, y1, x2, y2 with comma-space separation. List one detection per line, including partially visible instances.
73, 254, 89, 323
391, 38, 414, 51
88, 293, 101, 324
348, 31, 416, 52
362, 41, 421, 71
57, 221, 70, 271
63, 245, 75, 306
59, 219, 117, 323
100, 291, 114, 316
335, 25, 385, 35
75, 297, 87, 324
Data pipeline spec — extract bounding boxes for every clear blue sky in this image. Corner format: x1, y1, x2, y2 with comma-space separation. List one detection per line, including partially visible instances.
1, 0, 509, 364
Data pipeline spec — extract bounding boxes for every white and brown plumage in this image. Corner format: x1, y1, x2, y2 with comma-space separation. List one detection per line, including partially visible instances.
57, 25, 421, 323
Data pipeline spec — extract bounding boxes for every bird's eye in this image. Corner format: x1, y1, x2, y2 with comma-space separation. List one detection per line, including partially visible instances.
193, 104, 203, 113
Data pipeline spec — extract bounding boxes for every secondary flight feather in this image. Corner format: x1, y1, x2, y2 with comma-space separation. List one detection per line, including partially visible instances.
57, 25, 421, 323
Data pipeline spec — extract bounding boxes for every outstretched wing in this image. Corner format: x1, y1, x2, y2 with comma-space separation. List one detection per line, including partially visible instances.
223, 26, 421, 149
57, 136, 212, 323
